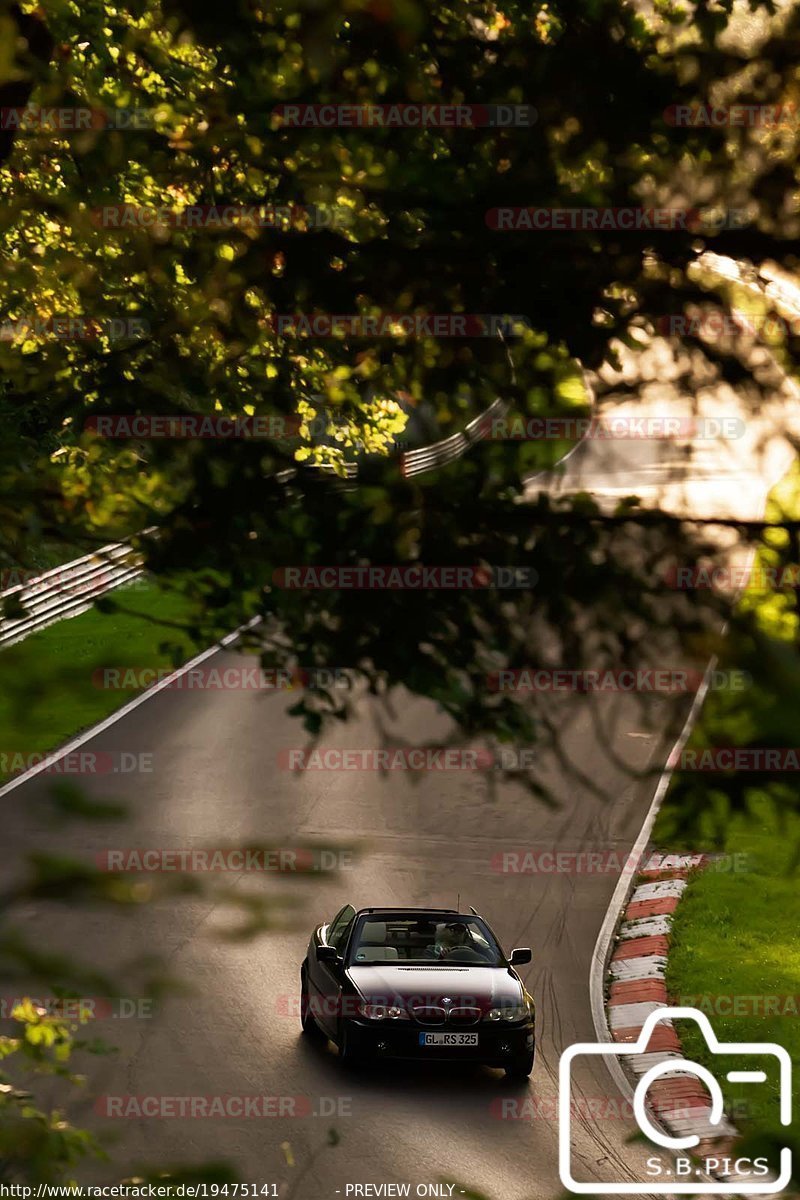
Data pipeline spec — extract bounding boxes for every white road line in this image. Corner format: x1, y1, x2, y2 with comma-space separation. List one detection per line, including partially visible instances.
0, 616, 261, 803
588, 658, 716, 1090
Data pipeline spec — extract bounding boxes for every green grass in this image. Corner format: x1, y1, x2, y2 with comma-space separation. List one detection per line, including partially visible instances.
7, 539, 90, 577
653, 461, 800, 1164
0, 579, 202, 782
664, 798, 800, 1140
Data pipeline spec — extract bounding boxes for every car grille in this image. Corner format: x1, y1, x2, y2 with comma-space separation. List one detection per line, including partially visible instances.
410, 1005, 482, 1026
447, 1006, 481, 1026
411, 1006, 446, 1024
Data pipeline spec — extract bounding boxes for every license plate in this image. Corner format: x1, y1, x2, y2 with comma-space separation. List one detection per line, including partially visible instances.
419, 1032, 478, 1046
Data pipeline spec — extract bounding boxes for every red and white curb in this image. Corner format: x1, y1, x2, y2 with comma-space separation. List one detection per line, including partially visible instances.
607, 853, 740, 1155
605, 854, 791, 1193
588, 662, 789, 1193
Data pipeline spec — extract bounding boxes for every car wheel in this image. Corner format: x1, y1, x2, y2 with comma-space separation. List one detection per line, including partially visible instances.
505, 1050, 535, 1081
300, 970, 324, 1039
338, 1021, 364, 1067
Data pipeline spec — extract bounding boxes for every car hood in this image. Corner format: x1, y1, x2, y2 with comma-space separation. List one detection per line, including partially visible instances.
347, 963, 524, 1010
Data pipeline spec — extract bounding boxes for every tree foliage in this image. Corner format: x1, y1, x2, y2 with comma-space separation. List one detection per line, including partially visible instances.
0, 0, 799, 802
3, 0, 800, 1186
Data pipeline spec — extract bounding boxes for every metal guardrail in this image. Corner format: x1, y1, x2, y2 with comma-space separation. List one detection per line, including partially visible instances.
0, 541, 145, 649
0, 392, 510, 647
9, 268, 777, 650
273, 393, 512, 491
0, 394, 509, 649
400, 396, 509, 478
285, 335, 516, 485
0, 338, 540, 648
291, 396, 510, 483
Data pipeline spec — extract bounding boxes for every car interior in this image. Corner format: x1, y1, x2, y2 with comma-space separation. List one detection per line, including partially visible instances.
349, 916, 499, 964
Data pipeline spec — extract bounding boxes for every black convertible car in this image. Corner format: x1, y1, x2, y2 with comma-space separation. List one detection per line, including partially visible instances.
300, 905, 535, 1079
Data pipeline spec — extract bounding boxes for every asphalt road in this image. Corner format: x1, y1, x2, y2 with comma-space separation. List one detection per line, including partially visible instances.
3, 326, 797, 1199
2, 659, 692, 1200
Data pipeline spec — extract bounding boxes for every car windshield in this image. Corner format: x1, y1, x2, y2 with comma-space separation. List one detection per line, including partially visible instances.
349, 914, 504, 966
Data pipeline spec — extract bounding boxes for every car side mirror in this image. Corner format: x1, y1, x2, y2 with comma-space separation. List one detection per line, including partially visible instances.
510, 947, 532, 966
317, 945, 341, 965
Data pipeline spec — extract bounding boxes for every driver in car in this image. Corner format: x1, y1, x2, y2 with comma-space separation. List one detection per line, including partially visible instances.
434, 920, 471, 958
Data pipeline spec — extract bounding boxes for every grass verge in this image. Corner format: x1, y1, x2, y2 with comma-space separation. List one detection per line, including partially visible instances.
652, 461, 800, 1168
0, 579, 202, 783
661, 799, 800, 1146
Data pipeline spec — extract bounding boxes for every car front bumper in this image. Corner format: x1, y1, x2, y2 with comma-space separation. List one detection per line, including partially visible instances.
343, 1018, 535, 1066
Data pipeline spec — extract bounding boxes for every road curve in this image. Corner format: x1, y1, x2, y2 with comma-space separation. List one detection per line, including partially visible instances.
2, 667, 689, 1199
2, 326, 797, 1199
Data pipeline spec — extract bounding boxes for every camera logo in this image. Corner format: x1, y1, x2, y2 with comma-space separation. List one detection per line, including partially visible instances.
559, 1007, 792, 1194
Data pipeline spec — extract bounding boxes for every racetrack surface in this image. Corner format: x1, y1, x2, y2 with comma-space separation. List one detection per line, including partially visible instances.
2, 670, 688, 1199
2, 328, 797, 1199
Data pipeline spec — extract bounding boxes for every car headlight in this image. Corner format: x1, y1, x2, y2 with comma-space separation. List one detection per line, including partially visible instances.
484, 1004, 530, 1023
357, 1002, 409, 1020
